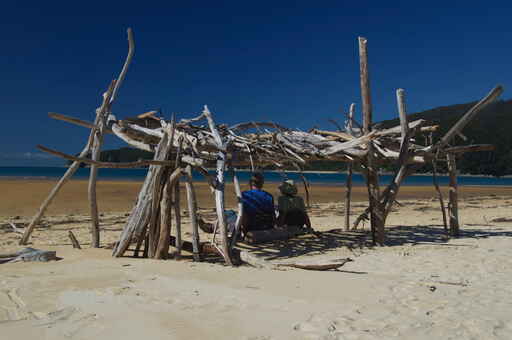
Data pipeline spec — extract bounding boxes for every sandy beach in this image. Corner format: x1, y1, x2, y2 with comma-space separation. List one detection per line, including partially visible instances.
2, 179, 512, 339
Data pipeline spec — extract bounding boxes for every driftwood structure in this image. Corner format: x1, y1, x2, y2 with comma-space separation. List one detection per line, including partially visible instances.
20, 29, 502, 266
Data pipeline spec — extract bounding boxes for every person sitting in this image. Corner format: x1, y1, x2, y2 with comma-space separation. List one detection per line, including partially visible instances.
241, 173, 276, 235
277, 179, 311, 229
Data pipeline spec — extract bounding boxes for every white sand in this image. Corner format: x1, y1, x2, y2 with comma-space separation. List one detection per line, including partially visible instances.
2, 195, 512, 339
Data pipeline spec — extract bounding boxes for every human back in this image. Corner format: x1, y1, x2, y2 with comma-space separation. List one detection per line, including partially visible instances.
241, 173, 275, 232
277, 180, 311, 228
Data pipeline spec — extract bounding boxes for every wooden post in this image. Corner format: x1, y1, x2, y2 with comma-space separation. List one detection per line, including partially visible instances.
344, 103, 355, 231
447, 153, 460, 236
229, 169, 244, 249
88, 80, 116, 248
432, 155, 448, 231
358, 36, 384, 245
203, 106, 233, 266
344, 163, 353, 231
155, 178, 172, 259
184, 165, 201, 261
173, 178, 182, 258
155, 167, 182, 259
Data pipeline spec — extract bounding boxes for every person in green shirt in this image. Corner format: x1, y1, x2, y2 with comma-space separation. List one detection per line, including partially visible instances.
276, 179, 311, 229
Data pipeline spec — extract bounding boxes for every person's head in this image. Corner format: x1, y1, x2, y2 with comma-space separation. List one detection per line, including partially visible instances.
279, 179, 298, 196
249, 173, 265, 190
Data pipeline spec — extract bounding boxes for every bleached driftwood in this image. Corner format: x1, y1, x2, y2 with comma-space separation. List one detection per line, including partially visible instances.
184, 165, 201, 261
0, 248, 57, 263
88, 80, 116, 248
359, 36, 384, 245
203, 105, 233, 266
447, 153, 460, 236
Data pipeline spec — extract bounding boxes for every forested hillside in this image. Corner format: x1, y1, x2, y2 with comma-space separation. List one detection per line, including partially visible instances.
379, 99, 512, 176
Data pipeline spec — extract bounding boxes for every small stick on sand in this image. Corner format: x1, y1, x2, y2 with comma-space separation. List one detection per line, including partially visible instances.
68, 231, 82, 249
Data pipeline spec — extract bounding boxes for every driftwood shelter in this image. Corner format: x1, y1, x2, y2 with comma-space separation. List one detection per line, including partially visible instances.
19, 29, 501, 266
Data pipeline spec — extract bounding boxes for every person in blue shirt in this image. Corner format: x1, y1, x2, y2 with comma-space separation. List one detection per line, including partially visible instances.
241, 173, 276, 235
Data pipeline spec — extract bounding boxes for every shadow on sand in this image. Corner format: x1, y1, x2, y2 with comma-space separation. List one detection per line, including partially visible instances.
234, 223, 512, 262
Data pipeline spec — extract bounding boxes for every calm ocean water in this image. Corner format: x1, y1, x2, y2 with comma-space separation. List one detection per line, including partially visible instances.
1, 166, 512, 187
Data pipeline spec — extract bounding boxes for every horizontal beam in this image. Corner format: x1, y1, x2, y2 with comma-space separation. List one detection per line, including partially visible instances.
444, 144, 495, 154
48, 112, 113, 134
38, 145, 176, 168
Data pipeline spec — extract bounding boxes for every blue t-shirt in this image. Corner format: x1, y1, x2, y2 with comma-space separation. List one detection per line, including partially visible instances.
241, 189, 274, 219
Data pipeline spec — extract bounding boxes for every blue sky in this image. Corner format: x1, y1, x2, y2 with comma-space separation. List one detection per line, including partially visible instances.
1, 1, 511, 165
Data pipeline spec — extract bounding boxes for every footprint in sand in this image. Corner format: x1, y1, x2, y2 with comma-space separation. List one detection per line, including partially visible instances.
0, 288, 30, 321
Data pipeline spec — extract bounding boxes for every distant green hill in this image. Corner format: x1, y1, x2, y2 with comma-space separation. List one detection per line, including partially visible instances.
70, 147, 154, 168
379, 99, 512, 176
95, 100, 512, 176
100, 147, 154, 163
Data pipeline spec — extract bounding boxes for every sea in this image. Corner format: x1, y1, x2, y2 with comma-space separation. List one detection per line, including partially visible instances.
1, 166, 512, 187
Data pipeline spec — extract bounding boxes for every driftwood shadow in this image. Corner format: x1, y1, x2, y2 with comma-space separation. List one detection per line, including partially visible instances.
236, 224, 512, 262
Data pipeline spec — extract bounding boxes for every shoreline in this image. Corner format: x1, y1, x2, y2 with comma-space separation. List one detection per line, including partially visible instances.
2, 178, 512, 217
2, 175, 512, 187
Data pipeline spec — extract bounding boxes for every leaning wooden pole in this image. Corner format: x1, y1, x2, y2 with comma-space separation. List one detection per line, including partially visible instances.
447, 153, 460, 237
358, 36, 384, 245
381, 88, 410, 221
344, 103, 355, 230
184, 165, 201, 261
20, 114, 104, 245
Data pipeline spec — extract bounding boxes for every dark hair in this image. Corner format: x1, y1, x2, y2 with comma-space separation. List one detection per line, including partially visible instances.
249, 172, 264, 189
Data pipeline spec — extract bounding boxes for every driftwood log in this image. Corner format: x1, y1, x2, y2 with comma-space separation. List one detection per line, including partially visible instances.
0, 248, 57, 263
